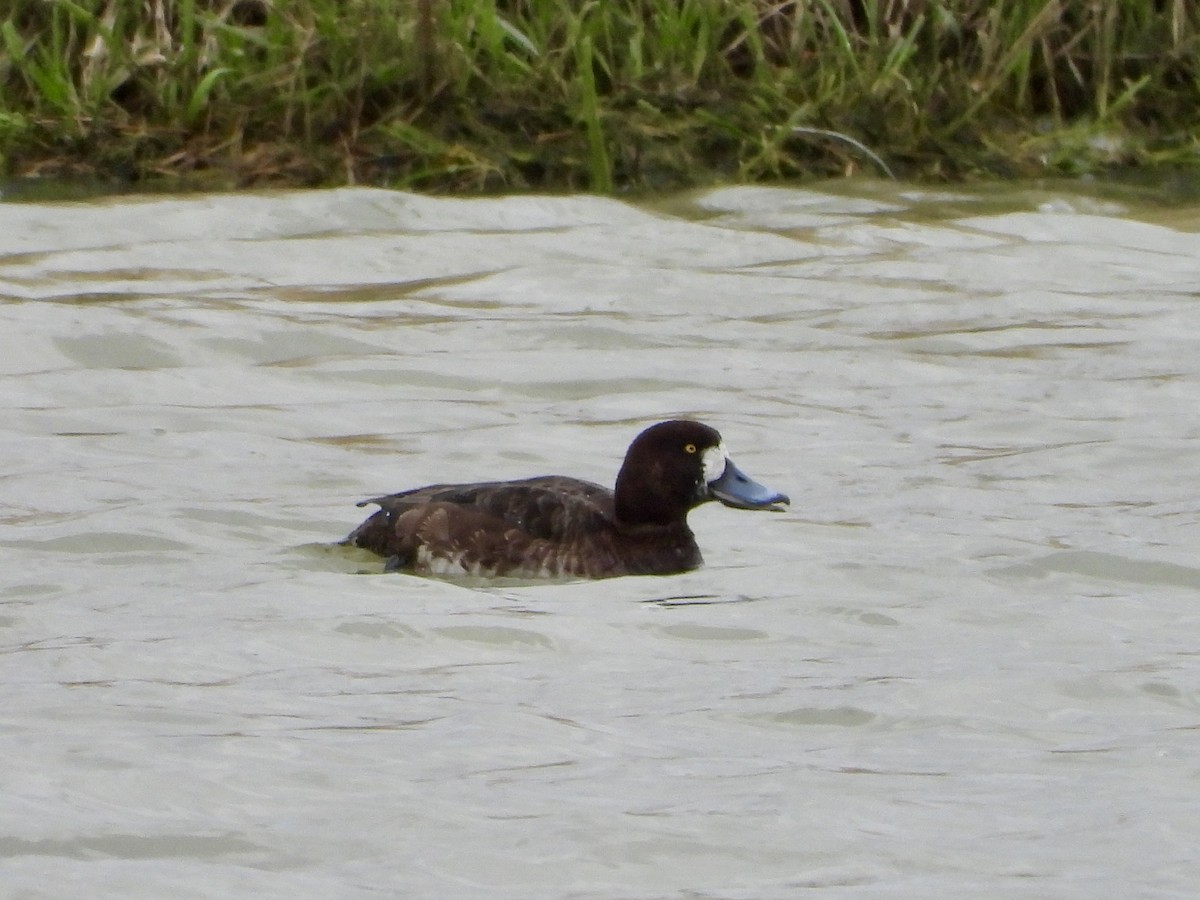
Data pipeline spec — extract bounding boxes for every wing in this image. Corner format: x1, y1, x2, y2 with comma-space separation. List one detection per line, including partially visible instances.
355, 476, 615, 543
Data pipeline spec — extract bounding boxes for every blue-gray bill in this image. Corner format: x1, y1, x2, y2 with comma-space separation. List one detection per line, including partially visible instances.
709, 460, 790, 511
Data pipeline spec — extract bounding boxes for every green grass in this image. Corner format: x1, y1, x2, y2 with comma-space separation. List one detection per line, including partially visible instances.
1, 0, 1198, 192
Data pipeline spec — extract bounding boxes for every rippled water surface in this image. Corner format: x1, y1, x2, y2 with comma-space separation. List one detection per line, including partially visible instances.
3, 181, 1200, 898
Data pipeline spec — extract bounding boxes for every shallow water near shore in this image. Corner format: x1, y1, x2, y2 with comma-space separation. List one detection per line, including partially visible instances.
2, 180, 1199, 898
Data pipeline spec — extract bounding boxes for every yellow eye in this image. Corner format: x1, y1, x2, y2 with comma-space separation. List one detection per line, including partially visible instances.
684, 443, 697, 454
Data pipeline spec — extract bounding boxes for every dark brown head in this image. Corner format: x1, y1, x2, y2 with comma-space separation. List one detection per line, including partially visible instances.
612, 420, 789, 527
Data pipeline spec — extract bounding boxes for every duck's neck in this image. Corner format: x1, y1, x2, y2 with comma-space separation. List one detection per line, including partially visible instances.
614, 471, 697, 529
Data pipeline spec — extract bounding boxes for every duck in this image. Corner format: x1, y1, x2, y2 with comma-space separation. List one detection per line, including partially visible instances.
345, 419, 789, 579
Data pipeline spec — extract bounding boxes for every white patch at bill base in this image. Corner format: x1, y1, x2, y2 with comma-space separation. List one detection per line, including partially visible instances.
702, 443, 728, 484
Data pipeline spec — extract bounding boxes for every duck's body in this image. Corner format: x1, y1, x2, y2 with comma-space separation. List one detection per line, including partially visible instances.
348, 475, 702, 579
346, 420, 788, 580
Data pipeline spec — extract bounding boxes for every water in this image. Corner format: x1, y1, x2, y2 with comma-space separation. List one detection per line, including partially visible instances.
2, 180, 1199, 898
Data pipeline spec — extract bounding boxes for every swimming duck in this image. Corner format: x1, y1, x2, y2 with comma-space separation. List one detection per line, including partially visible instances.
346, 419, 789, 579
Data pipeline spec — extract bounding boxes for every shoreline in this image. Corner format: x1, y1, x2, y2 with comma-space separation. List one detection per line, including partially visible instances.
3, 0, 1198, 194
